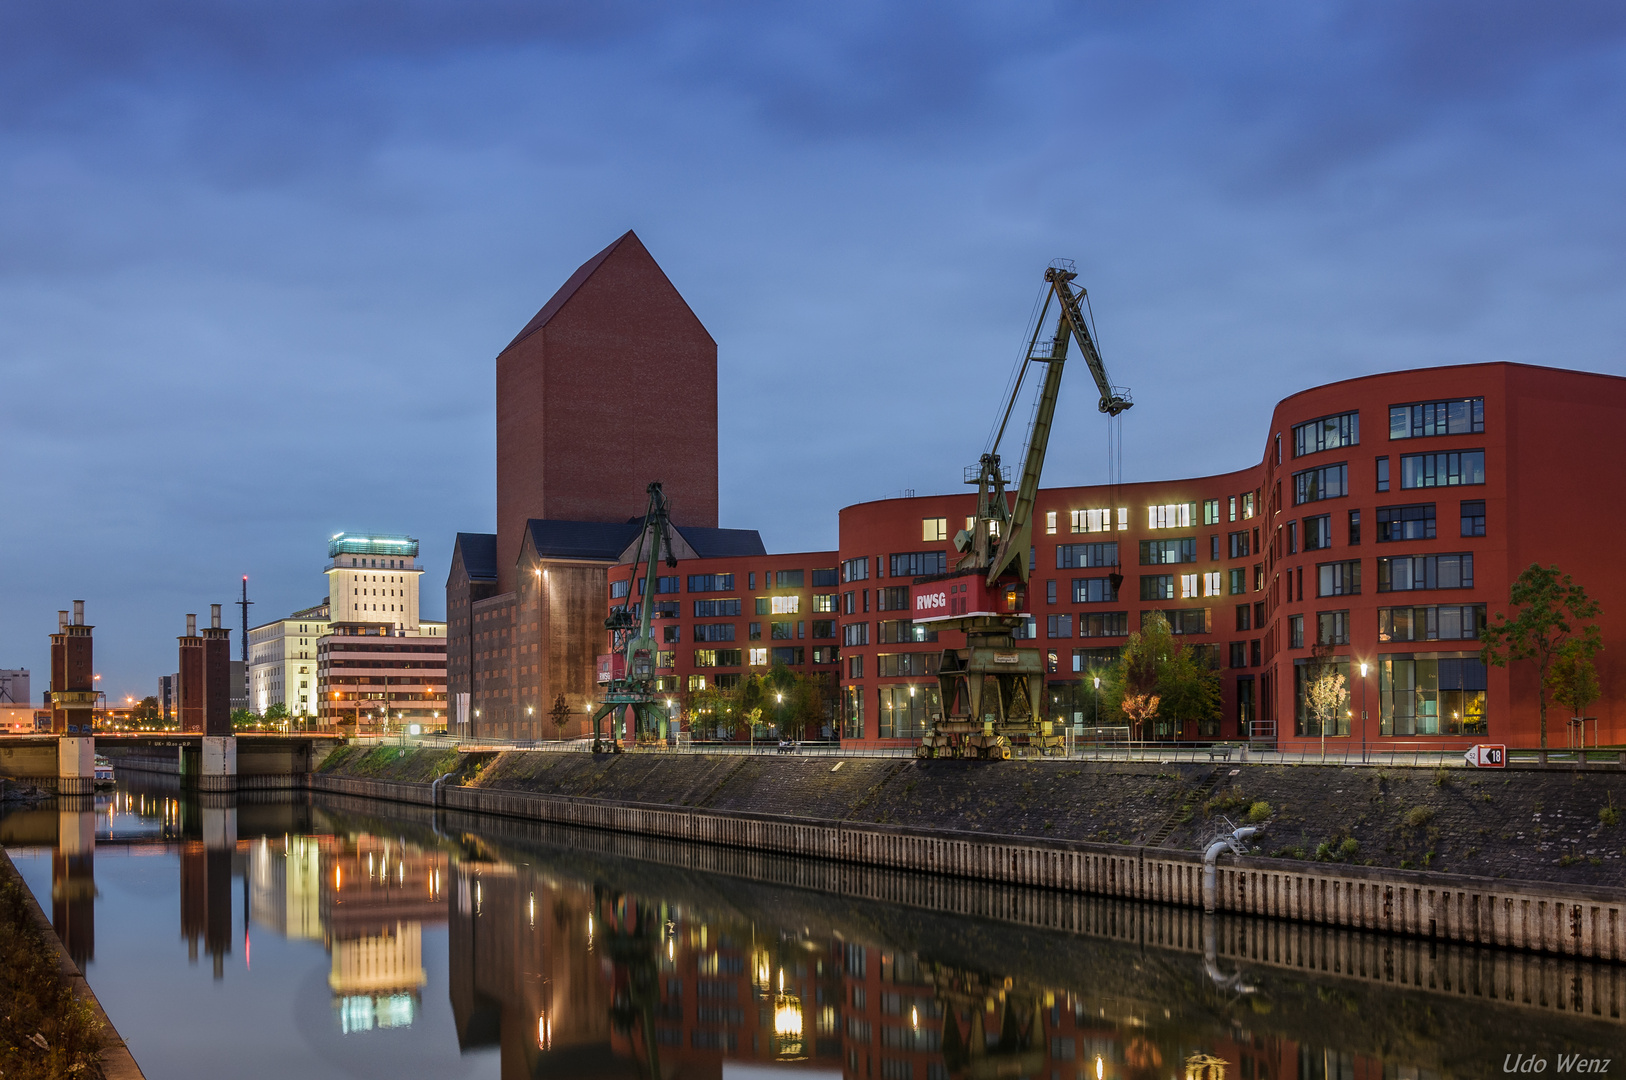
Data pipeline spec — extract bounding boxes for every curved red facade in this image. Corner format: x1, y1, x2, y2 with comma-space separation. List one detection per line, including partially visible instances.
838, 362, 1626, 752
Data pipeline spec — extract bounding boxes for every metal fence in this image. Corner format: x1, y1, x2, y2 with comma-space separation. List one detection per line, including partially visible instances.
345, 732, 1624, 768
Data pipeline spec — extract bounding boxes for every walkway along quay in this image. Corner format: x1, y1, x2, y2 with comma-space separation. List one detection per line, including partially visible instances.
309, 746, 1626, 963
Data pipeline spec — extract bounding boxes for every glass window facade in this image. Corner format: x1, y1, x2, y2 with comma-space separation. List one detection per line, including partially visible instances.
1379, 652, 1488, 735
1293, 411, 1360, 457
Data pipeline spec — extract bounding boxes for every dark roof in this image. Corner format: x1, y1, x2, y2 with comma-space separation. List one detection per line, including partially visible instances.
453, 532, 499, 582
676, 525, 767, 558
501, 231, 634, 354
525, 519, 643, 561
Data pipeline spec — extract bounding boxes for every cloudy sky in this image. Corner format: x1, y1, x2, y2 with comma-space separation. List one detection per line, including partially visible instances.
4, 1, 1625, 699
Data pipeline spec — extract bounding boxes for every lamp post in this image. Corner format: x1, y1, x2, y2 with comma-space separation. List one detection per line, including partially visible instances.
1359, 661, 1370, 764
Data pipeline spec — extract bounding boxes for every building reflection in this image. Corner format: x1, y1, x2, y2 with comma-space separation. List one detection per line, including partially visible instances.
52, 804, 96, 969
179, 804, 235, 978
320, 834, 446, 1033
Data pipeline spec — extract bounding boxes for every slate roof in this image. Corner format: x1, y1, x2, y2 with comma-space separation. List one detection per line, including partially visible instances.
501, 231, 633, 354
677, 526, 767, 558
453, 532, 499, 582
525, 519, 643, 561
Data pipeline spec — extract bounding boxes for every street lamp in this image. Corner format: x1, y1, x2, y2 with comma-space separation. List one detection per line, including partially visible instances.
1359, 661, 1370, 764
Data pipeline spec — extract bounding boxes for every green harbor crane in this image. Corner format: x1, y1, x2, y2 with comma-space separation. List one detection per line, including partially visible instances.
591, 482, 678, 753
913, 260, 1131, 759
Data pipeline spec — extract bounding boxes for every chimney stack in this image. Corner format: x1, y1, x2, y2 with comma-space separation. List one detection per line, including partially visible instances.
187, 613, 197, 636
72, 600, 84, 625
58, 610, 69, 630
211, 604, 221, 629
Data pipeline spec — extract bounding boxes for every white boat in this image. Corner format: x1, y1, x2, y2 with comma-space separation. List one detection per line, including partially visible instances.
93, 755, 115, 786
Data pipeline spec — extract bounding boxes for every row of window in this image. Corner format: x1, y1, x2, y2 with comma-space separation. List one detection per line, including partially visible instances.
665, 620, 841, 643
611, 569, 839, 599
1286, 604, 1486, 648
1291, 398, 1485, 460
676, 646, 837, 669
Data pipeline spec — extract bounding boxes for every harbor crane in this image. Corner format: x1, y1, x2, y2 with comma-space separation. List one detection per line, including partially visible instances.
908, 261, 1131, 758
591, 482, 678, 753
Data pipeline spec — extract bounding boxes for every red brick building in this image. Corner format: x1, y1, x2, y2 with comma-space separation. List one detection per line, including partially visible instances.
838, 362, 1626, 754
603, 548, 842, 740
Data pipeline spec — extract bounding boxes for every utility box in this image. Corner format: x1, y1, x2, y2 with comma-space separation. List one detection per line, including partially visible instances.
596, 654, 626, 684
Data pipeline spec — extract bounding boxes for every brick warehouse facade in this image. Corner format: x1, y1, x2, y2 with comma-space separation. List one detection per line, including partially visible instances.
450, 232, 722, 740
837, 362, 1626, 754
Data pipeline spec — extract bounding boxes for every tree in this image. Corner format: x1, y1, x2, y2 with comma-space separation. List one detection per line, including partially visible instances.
1481, 564, 1602, 758
264, 702, 289, 725
230, 707, 259, 731
1303, 655, 1347, 763
549, 693, 572, 739
1103, 611, 1221, 741
1548, 637, 1601, 747
133, 696, 160, 723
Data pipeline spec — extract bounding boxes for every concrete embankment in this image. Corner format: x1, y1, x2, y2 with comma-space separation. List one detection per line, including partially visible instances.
314, 745, 1626, 961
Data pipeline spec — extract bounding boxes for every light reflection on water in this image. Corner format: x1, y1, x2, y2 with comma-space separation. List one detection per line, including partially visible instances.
2, 778, 1622, 1080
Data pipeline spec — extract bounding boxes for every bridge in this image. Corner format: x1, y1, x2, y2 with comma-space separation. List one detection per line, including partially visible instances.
0, 732, 345, 795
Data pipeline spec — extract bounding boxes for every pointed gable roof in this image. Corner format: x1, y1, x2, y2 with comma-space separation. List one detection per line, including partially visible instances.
451, 532, 499, 582
499, 230, 714, 355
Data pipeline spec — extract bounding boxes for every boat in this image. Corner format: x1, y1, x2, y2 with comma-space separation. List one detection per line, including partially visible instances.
93, 755, 115, 787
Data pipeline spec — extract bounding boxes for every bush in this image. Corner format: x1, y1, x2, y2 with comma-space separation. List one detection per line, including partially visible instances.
1245, 801, 1273, 824
1600, 806, 1620, 827
1338, 837, 1359, 859
1405, 806, 1436, 828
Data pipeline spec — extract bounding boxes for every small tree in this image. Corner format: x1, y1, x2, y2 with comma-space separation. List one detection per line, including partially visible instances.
1105, 611, 1220, 741
1547, 637, 1601, 748
549, 693, 572, 740
1304, 664, 1347, 763
1119, 693, 1160, 741
1481, 564, 1602, 757
230, 707, 259, 731
133, 695, 160, 723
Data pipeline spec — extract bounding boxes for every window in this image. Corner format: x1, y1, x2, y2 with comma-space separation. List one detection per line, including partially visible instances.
890, 552, 947, 578
1293, 410, 1360, 457
1202, 571, 1222, 597
1235, 604, 1252, 631
747, 647, 767, 666
1378, 604, 1487, 642
1073, 647, 1123, 673
654, 601, 679, 619
771, 595, 800, 614
1228, 496, 1237, 522
1400, 449, 1485, 490
1068, 508, 1113, 533
693, 624, 735, 642
876, 653, 938, 677
877, 684, 936, 739
655, 575, 680, 594
1377, 552, 1474, 591
1390, 397, 1484, 440
1348, 510, 1361, 545
1056, 542, 1118, 569
1380, 653, 1488, 735
876, 586, 910, 611
1293, 463, 1348, 504
809, 568, 838, 588
811, 619, 836, 639
813, 593, 837, 613
687, 574, 734, 592
610, 579, 630, 599
1046, 614, 1072, 638
1376, 503, 1435, 542
1228, 641, 1247, 668
1289, 614, 1304, 649
1146, 503, 1195, 529
748, 622, 761, 640
1139, 575, 1174, 601
1227, 531, 1251, 558
878, 619, 936, 644
771, 646, 805, 666
1072, 577, 1119, 603
693, 649, 742, 668
687, 675, 708, 692
1139, 538, 1196, 564
663, 624, 681, 643
922, 517, 947, 542
841, 622, 869, 646
842, 558, 869, 582
1317, 610, 1350, 645
1286, 520, 1298, 554
1143, 609, 1210, 634
769, 569, 802, 589
1228, 568, 1246, 595
771, 621, 795, 639
1202, 499, 1220, 525
1241, 492, 1256, 519
1377, 456, 1390, 492
1209, 535, 1220, 560
1011, 615, 1037, 639
1078, 612, 1128, 637
846, 654, 863, 679
692, 598, 740, 618
1180, 573, 1199, 598
1460, 499, 1486, 537
1302, 515, 1332, 551
1317, 560, 1361, 596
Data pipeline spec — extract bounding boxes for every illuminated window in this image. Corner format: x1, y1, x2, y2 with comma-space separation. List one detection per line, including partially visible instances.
813, 593, 837, 613
1044, 511, 1057, 535
1117, 507, 1129, 531
1180, 573, 1199, 599
770, 595, 800, 614
1202, 499, 1220, 525
921, 516, 947, 541
1241, 492, 1255, 519
748, 648, 767, 666
1069, 508, 1113, 533
1228, 496, 1237, 522
1146, 503, 1195, 529
687, 675, 707, 691
1288, 615, 1304, 649
1202, 571, 1222, 597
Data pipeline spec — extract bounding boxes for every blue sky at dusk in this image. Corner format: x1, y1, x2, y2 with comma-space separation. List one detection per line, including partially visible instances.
4, 1, 1625, 699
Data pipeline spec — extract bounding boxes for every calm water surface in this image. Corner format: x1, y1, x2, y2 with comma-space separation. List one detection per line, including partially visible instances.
3, 777, 1621, 1080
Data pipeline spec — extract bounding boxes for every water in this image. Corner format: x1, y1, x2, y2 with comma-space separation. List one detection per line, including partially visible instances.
3, 778, 1621, 1080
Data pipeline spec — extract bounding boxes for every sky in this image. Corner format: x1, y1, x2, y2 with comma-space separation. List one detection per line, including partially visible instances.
4, 1, 1626, 701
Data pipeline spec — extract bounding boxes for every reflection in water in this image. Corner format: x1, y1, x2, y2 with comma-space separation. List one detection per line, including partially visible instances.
4, 780, 1623, 1080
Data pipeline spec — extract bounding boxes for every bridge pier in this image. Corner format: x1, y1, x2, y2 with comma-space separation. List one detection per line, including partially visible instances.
198, 736, 236, 793
57, 736, 96, 795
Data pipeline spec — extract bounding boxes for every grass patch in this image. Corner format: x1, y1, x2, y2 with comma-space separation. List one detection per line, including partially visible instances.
1404, 806, 1436, 828
0, 870, 105, 1079
1602, 794, 1619, 828
1245, 800, 1273, 824
318, 745, 462, 782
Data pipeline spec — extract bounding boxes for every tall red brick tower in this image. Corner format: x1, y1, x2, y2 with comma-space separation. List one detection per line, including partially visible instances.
202, 604, 232, 737
495, 231, 718, 593
179, 614, 205, 733
49, 601, 95, 734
